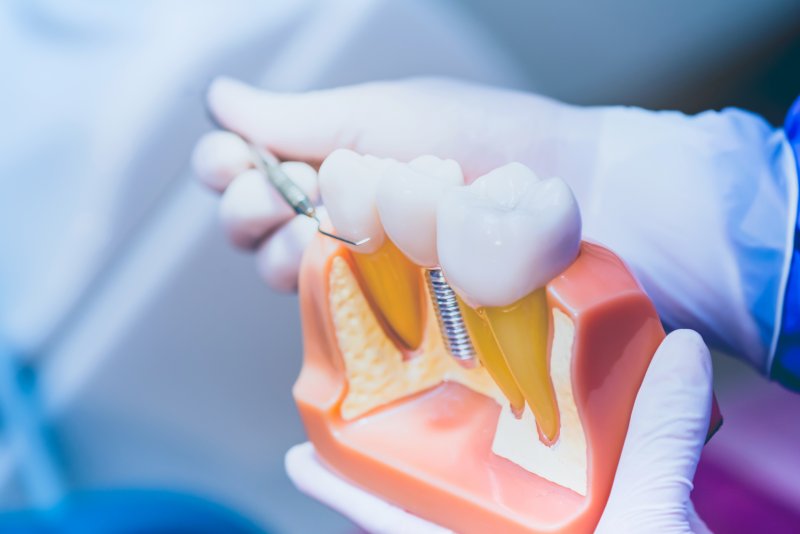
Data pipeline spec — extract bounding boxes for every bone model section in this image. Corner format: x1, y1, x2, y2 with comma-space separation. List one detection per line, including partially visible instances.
318, 149, 427, 350
437, 163, 582, 444
324, 240, 588, 495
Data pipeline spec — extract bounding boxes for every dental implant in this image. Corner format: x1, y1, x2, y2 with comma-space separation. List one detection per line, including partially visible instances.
425, 268, 477, 368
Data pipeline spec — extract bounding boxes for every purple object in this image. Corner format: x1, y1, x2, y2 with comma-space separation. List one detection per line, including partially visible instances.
694, 456, 800, 533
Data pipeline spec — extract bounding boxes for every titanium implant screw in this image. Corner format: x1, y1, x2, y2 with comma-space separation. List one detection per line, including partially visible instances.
425, 268, 477, 368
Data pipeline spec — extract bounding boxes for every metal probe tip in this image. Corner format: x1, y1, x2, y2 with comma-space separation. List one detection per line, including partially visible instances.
313, 215, 371, 247
234, 134, 368, 248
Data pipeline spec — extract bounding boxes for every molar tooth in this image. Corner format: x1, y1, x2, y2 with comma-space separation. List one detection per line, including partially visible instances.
437, 162, 581, 443
319, 150, 426, 350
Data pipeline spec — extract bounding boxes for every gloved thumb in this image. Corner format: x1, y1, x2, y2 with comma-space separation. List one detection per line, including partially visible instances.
596, 329, 713, 533
208, 77, 366, 161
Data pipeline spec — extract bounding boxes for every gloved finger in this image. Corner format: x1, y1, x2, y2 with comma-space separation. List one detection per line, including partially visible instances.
254, 212, 318, 292
286, 442, 452, 534
219, 162, 318, 249
596, 329, 713, 532
207, 77, 555, 166
207, 77, 600, 185
192, 130, 253, 192
208, 76, 366, 162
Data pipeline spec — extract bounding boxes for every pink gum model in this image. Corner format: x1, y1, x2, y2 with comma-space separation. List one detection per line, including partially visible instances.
294, 237, 722, 533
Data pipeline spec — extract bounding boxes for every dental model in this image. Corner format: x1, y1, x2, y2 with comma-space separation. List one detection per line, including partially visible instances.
296, 155, 722, 533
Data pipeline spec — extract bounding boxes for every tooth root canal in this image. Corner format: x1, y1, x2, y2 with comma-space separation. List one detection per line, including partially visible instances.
458, 298, 526, 416
482, 288, 559, 444
350, 240, 427, 351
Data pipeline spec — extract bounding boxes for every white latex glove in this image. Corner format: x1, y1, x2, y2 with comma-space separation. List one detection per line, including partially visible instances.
193, 76, 797, 375
192, 130, 323, 291
285, 330, 713, 533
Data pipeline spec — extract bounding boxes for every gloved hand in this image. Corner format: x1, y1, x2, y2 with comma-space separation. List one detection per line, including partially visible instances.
192, 76, 797, 375
285, 330, 714, 533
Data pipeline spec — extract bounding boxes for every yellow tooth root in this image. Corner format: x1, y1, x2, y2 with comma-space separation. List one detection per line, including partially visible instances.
350, 240, 427, 351
482, 288, 559, 444
458, 298, 526, 416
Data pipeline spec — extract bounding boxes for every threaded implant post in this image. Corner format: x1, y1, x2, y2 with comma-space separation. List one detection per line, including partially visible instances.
425, 268, 476, 368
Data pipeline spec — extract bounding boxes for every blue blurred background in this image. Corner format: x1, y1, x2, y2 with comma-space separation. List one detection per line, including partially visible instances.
1, 0, 799, 532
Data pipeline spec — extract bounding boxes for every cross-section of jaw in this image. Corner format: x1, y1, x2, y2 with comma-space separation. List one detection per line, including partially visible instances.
438, 163, 582, 444
318, 149, 427, 351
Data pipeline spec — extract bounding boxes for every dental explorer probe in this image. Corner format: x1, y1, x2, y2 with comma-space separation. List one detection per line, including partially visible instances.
206, 100, 367, 246
244, 142, 370, 247
204, 114, 370, 248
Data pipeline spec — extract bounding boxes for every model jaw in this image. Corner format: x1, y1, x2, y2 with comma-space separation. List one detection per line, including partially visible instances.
295, 162, 716, 521
321, 151, 582, 445
314, 156, 597, 496
325, 242, 588, 496
297, 154, 720, 525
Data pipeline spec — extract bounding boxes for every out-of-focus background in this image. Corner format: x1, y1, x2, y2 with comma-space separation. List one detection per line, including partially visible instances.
1, 0, 799, 532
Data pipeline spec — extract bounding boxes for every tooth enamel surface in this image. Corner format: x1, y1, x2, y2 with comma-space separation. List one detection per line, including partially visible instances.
376, 156, 463, 267
319, 149, 395, 254
320, 149, 427, 350
437, 162, 581, 308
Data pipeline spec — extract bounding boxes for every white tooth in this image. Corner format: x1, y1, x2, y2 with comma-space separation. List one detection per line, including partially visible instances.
376, 156, 463, 267
318, 149, 394, 253
437, 162, 581, 308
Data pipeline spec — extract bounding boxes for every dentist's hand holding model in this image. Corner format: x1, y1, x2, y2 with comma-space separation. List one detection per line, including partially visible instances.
193, 77, 800, 532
